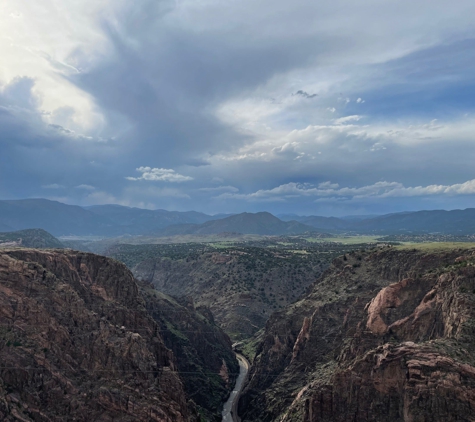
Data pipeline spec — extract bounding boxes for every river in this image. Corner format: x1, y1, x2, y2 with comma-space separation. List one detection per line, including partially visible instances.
222, 354, 250, 422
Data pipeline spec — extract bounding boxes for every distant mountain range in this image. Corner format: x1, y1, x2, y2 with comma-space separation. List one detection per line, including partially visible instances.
281, 209, 475, 234
85, 204, 223, 232
355, 209, 475, 234
280, 215, 352, 231
0, 199, 112, 236
0, 199, 220, 236
0, 198, 475, 236
157, 212, 315, 236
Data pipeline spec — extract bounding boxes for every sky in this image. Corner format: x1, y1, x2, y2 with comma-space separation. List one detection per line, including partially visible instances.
1, 0, 475, 216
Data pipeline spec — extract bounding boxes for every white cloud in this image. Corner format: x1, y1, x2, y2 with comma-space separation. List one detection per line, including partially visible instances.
370, 142, 386, 152
272, 142, 306, 160
126, 167, 193, 183
217, 182, 314, 202
217, 179, 475, 202
333, 115, 363, 125
0, 1, 112, 134
318, 181, 339, 189
356, 98, 365, 103
381, 179, 475, 198
208, 114, 475, 175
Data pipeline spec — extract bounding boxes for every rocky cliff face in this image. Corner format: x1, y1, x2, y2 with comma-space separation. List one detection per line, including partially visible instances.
240, 246, 475, 421
139, 282, 239, 421
132, 248, 327, 339
0, 248, 236, 421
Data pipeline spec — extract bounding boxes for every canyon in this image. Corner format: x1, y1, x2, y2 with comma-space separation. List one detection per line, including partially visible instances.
106, 240, 363, 339
2, 240, 475, 421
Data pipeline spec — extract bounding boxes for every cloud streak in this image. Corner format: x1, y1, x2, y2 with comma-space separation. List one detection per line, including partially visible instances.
126, 167, 193, 182
218, 179, 475, 202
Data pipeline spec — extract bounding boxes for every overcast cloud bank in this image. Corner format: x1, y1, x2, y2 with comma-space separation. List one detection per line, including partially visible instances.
1, 0, 475, 215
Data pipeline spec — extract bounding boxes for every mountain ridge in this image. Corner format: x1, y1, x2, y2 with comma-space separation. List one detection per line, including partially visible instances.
156, 212, 317, 236
2, 198, 475, 236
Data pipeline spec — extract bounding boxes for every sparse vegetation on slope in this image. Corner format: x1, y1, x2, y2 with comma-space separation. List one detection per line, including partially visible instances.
107, 238, 372, 339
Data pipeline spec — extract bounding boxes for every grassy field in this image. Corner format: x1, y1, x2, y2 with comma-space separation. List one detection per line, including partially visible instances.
305, 236, 382, 245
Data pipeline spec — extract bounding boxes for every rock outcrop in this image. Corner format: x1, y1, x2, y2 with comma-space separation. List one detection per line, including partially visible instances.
0, 248, 235, 421
240, 247, 475, 421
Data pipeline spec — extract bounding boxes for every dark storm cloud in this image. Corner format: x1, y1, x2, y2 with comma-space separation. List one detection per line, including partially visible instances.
293, 90, 318, 99
67, 0, 330, 169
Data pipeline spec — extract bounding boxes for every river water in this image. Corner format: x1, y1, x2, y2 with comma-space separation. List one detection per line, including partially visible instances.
222, 354, 249, 422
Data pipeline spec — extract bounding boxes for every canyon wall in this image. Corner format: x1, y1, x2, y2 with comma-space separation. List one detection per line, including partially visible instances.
0, 248, 236, 421
240, 247, 475, 422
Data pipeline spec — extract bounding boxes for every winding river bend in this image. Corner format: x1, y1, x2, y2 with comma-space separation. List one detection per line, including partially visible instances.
222, 354, 250, 422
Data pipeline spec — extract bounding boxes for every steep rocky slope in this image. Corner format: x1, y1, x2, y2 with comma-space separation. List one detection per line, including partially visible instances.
130, 246, 333, 339
240, 246, 475, 421
0, 248, 236, 421
139, 284, 239, 421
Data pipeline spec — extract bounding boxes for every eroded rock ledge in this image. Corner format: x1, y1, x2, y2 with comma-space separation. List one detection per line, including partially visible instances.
240, 247, 475, 422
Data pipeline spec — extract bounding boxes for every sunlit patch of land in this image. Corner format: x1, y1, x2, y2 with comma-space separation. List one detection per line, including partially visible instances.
305, 236, 382, 245
395, 242, 475, 251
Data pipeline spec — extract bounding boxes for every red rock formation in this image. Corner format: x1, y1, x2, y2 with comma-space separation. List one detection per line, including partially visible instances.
240, 248, 475, 422
291, 316, 312, 362
0, 249, 197, 421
